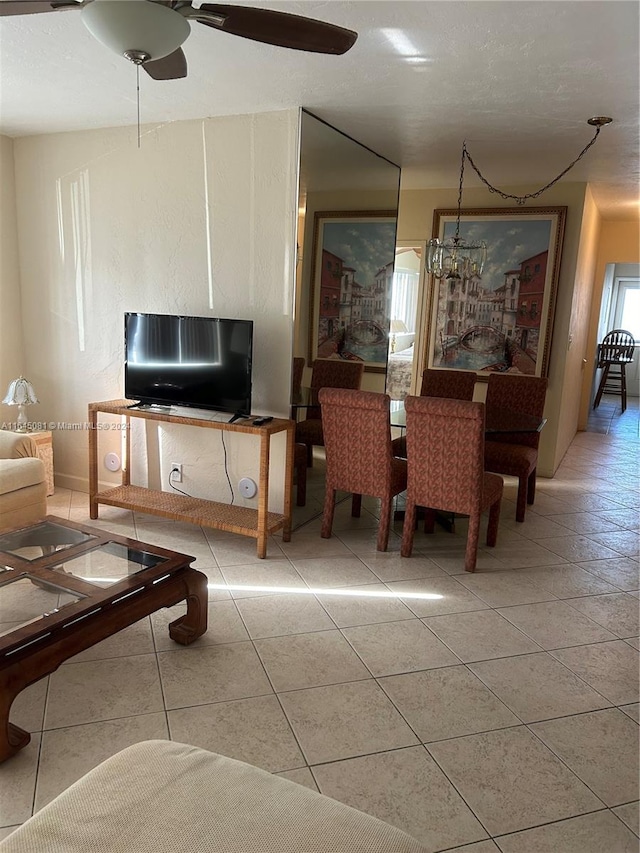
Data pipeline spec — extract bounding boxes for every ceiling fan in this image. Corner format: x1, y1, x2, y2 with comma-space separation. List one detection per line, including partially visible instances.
0, 0, 358, 79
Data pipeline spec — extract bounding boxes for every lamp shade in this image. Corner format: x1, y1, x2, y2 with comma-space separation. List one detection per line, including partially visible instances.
2, 377, 38, 431
2, 377, 38, 407
81, 0, 191, 61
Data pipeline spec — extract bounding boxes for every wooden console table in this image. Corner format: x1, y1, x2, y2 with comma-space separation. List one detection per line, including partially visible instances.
88, 401, 295, 558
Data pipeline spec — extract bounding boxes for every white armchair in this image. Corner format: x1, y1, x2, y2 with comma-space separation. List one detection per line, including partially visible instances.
0, 432, 47, 531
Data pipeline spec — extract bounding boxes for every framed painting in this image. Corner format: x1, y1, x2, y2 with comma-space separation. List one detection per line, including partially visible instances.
308, 210, 398, 373
426, 207, 567, 378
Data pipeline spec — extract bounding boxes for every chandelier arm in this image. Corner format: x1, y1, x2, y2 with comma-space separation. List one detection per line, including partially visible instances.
462, 125, 603, 205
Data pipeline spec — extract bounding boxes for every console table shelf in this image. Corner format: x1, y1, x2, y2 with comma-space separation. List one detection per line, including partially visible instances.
88, 400, 295, 558
96, 485, 286, 536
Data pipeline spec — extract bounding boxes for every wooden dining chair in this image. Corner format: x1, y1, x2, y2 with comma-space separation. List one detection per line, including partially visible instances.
319, 388, 407, 552
291, 357, 305, 398
291, 356, 306, 421
401, 396, 503, 572
294, 443, 308, 506
592, 329, 635, 412
295, 359, 364, 465
392, 368, 477, 458
483, 373, 548, 522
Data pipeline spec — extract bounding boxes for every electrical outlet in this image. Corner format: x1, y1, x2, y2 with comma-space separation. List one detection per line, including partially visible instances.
170, 462, 183, 483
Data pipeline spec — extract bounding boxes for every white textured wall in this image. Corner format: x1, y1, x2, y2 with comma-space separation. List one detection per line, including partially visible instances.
556, 185, 600, 463
13, 111, 299, 510
0, 134, 25, 421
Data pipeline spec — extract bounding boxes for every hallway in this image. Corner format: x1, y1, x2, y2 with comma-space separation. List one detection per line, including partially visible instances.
587, 392, 639, 438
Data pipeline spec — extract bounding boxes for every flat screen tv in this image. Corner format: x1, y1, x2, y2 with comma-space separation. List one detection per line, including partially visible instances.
124, 313, 253, 417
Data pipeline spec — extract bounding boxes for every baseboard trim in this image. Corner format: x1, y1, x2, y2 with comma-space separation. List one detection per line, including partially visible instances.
54, 474, 120, 494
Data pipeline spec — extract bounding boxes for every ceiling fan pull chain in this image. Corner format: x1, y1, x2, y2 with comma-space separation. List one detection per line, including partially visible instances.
136, 63, 141, 149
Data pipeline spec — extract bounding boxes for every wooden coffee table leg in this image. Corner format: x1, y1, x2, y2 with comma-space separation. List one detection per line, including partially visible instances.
0, 684, 30, 762
168, 569, 208, 645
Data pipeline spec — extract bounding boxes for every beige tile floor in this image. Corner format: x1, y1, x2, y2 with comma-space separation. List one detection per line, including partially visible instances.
1, 394, 638, 851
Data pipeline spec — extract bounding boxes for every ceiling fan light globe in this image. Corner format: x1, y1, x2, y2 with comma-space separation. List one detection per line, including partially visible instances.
81, 0, 190, 61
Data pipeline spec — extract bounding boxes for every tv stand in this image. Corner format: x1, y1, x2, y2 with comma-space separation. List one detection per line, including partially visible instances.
88, 400, 295, 558
227, 412, 245, 424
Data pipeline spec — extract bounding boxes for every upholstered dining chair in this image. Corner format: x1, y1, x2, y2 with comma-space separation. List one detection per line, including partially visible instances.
319, 388, 407, 552
295, 358, 364, 465
483, 373, 548, 523
400, 396, 503, 572
392, 368, 477, 458
592, 329, 635, 413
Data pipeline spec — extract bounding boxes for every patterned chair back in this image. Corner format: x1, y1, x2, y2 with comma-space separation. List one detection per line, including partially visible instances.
485, 373, 548, 449
420, 369, 477, 400
597, 329, 635, 366
319, 388, 393, 496
308, 359, 364, 419
404, 396, 486, 517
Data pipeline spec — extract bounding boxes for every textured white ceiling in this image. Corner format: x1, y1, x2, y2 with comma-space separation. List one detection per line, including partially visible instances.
1, 0, 638, 219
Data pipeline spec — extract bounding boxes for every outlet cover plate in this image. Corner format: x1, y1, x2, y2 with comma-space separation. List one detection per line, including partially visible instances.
239, 477, 257, 498
104, 452, 121, 472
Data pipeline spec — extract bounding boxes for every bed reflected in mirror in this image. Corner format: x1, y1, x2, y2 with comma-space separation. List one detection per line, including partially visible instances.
385, 245, 424, 402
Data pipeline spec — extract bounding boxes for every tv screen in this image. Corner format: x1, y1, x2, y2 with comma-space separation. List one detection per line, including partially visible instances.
124, 313, 253, 416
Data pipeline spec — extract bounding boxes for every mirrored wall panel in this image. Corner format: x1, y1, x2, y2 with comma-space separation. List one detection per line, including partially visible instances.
292, 110, 401, 529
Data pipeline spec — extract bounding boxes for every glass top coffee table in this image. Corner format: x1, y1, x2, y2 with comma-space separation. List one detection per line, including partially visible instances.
0, 515, 208, 762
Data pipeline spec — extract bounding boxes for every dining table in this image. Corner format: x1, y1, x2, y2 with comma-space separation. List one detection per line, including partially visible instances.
389, 399, 547, 434
292, 388, 547, 436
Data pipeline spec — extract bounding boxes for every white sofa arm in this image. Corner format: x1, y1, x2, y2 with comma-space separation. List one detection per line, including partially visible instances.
0, 431, 38, 460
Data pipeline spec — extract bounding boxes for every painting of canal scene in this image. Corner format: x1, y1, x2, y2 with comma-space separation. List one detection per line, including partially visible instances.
427, 207, 566, 378
309, 211, 398, 373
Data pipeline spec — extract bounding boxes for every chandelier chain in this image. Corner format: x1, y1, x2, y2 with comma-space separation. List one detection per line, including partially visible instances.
427, 117, 610, 279
454, 143, 466, 238
462, 125, 603, 205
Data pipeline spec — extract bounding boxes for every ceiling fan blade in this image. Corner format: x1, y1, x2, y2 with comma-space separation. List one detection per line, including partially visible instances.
0, 0, 83, 15
143, 48, 188, 80
193, 4, 357, 55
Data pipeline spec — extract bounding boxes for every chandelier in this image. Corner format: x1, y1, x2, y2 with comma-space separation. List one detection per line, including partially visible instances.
426, 117, 613, 280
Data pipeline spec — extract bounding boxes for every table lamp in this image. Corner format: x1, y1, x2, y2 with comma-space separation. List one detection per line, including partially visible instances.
389, 319, 408, 354
2, 376, 39, 432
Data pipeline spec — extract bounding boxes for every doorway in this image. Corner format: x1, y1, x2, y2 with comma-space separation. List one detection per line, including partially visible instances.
593, 264, 640, 407
385, 244, 425, 400
589, 263, 640, 434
